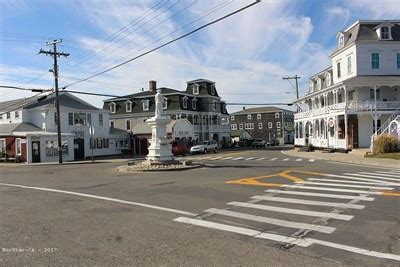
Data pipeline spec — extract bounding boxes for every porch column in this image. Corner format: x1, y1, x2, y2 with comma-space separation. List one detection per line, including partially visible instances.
344, 86, 348, 149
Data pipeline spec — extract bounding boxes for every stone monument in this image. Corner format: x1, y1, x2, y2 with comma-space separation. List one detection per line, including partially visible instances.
146, 89, 174, 162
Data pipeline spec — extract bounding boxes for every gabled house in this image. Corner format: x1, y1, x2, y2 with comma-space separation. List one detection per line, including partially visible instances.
294, 20, 400, 150
0, 92, 128, 163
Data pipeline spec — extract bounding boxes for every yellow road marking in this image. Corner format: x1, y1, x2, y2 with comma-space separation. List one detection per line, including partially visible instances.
382, 191, 400, 197
226, 170, 324, 187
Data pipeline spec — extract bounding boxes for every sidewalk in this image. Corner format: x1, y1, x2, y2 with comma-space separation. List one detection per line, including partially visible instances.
0, 157, 146, 167
282, 148, 400, 169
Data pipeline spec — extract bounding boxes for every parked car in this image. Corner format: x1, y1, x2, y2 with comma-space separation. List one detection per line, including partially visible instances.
190, 140, 218, 154
252, 139, 266, 148
266, 138, 279, 146
171, 141, 189, 156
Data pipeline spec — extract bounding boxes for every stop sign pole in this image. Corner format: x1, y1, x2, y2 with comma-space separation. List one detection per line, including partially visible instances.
89, 125, 94, 163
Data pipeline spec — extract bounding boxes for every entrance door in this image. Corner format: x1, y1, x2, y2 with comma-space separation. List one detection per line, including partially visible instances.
31, 141, 41, 163
74, 139, 85, 160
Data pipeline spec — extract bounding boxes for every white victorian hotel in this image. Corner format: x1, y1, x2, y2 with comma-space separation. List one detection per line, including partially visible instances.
294, 20, 400, 150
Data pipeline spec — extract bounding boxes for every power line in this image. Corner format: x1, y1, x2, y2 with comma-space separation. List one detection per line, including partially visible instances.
0, 85, 52, 92
282, 75, 301, 99
63, 0, 261, 89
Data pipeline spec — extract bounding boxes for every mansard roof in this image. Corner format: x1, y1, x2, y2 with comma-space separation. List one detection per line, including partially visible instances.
331, 20, 400, 56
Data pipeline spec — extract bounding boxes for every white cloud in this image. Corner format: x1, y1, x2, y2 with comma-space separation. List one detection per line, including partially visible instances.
344, 0, 400, 18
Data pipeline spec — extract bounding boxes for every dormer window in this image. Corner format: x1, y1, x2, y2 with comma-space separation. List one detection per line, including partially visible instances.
316, 78, 321, 90
375, 22, 394, 40
338, 33, 344, 48
309, 81, 314, 92
126, 100, 132, 112
192, 84, 199, 95
381, 27, 389, 40
210, 84, 215, 95
142, 99, 149, 111
182, 96, 188, 109
109, 102, 116, 113
163, 97, 168, 109
192, 98, 197, 110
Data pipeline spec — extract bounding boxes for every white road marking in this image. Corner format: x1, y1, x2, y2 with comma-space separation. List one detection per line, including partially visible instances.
244, 157, 256, 161
265, 189, 374, 201
174, 217, 400, 261
204, 208, 336, 233
209, 157, 222, 161
324, 174, 391, 184
174, 217, 314, 247
250, 195, 364, 209
344, 173, 400, 182
374, 170, 400, 175
299, 181, 393, 190
308, 238, 400, 262
222, 157, 234, 160
282, 185, 384, 195
270, 158, 278, 161
307, 178, 400, 187
231, 157, 245, 161
227, 202, 353, 220
295, 159, 303, 161
256, 157, 266, 161
309, 159, 315, 162
282, 158, 290, 161
359, 172, 400, 178
0, 183, 198, 217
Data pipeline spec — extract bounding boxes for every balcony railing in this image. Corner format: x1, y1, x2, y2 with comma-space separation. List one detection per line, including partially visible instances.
295, 101, 400, 119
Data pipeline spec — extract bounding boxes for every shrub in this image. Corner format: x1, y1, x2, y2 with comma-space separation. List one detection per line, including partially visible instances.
373, 134, 399, 154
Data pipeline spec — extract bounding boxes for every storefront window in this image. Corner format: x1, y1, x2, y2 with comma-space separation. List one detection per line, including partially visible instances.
46, 140, 68, 156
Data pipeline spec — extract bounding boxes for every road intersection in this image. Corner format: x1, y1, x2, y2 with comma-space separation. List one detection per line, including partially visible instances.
1, 149, 399, 265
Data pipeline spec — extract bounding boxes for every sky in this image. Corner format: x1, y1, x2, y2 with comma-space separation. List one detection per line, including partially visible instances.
1, 0, 399, 113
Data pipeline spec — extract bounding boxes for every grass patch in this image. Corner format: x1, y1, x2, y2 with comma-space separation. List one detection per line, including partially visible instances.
365, 152, 400, 160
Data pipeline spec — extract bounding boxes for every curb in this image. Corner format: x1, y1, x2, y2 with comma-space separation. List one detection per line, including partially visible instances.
281, 150, 400, 169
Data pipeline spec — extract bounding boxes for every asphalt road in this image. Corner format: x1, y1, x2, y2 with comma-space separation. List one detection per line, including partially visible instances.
1, 149, 399, 266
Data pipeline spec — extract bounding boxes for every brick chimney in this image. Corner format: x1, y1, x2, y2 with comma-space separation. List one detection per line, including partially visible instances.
242, 106, 246, 110
149, 80, 157, 91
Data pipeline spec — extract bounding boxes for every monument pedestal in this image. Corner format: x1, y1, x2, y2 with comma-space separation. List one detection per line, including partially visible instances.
146, 116, 174, 162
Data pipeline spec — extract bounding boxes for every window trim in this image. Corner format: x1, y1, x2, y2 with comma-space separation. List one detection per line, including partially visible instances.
258, 123, 263, 129
247, 114, 252, 120
239, 124, 243, 130
142, 99, 149, 111
98, 114, 103, 126
257, 113, 261, 120
125, 119, 131, 131
192, 98, 197, 110
231, 124, 237, 130
347, 55, 352, 74
381, 26, 390, 40
371, 52, 380, 70
230, 115, 235, 121
109, 102, 116, 114
268, 122, 272, 129
110, 120, 115, 128
192, 84, 199, 95
16, 138, 22, 155
275, 112, 280, 119
337, 61, 341, 78
126, 100, 132, 112
277, 122, 281, 129
182, 96, 188, 109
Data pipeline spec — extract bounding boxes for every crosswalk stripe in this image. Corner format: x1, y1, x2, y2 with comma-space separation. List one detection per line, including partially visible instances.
299, 181, 393, 190
244, 157, 256, 160
265, 189, 375, 201
344, 173, 400, 182
270, 158, 278, 161
175, 217, 400, 261
307, 178, 400, 186
309, 159, 315, 162
227, 201, 354, 220
204, 208, 336, 233
295, 159, 303, 161
374, 170, 400, 175
282, 185, 384, 195
222, 157, 234, 160
282, 158, 290, 161
251, 195, 365, 209
256, 157, 265, 161
232, 157, 244, 161
174, 217, 314, 247
324, 174, 391, 184
359, 172, 400, 178
209, 157, 222, 160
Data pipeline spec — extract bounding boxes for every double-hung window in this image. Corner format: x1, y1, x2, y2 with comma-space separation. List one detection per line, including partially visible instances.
371, 53, 380, 69
98, 114, 103, 126
110, 102, 116, 113
397, 53, 400, 69
143, 99, 149, 111
182, 97, 188, 109
231, 124, 237, 130
126, 101, 132, 112
337, 62, 341, 78
381, 27, 389, 40
347, 55, 352, 74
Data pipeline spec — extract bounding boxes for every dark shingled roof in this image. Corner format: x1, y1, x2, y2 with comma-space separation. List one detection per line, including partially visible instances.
0, 95, 44, 112
24, 92, 99, 110
0, 122, 42, 134
231, 106, 293, 115
105, 88, 182, 102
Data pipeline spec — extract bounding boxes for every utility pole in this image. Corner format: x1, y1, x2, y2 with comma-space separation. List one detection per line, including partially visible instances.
282, 75, 301, 99
39, 39, 69, 164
